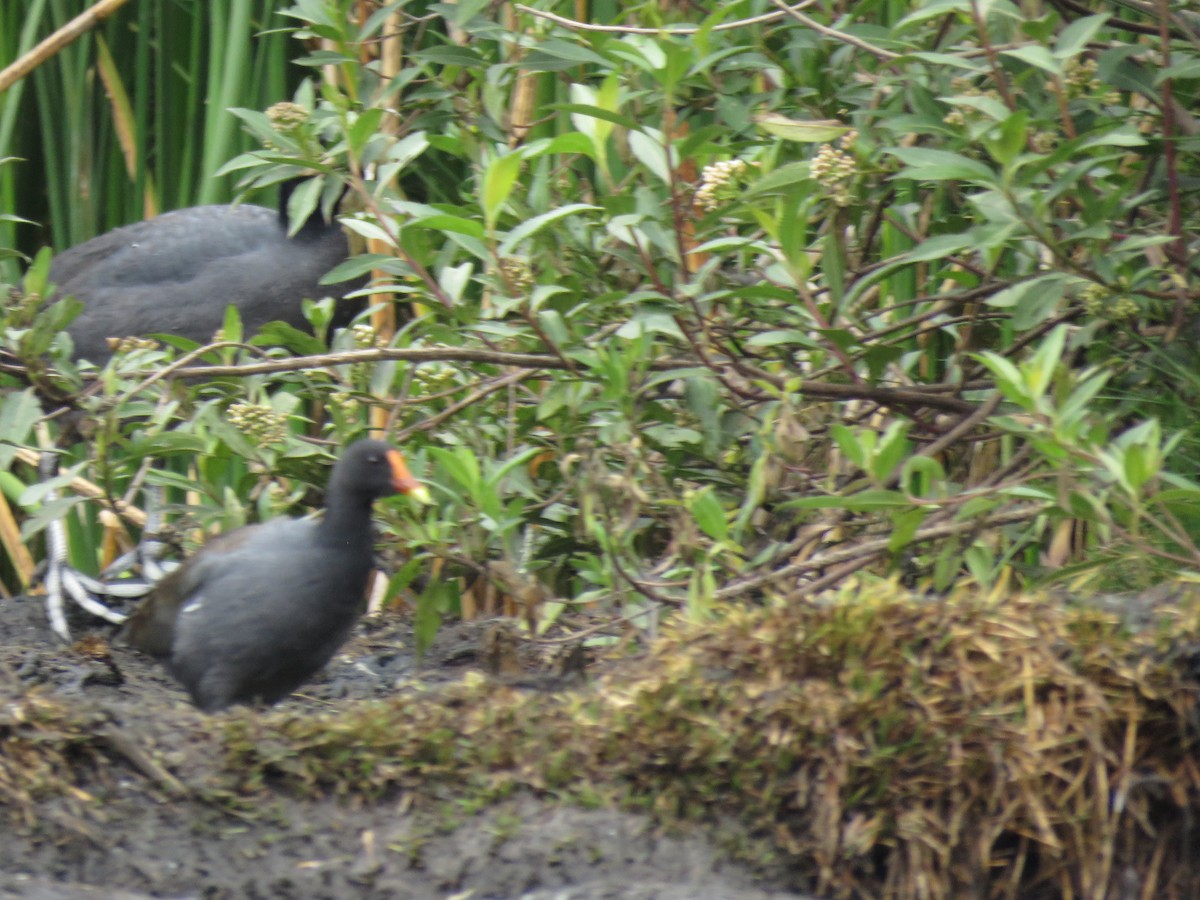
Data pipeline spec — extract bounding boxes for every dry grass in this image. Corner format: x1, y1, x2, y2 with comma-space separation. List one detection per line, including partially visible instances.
0, 693, 108, 828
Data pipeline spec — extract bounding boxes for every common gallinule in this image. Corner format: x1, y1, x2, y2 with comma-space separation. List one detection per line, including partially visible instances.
119, 439, 429, 711
51, 183, 361, 364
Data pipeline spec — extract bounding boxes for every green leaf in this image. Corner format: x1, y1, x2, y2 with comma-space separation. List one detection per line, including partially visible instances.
1156, 58, 1200, 82
497, 203, 601, 256
974, 351, 1028, 406
386, 557, 427, 596
902, 456, 947, 498
1078, 126, 1145, 149
985, 274, 1065, 329
1122, 443, 1154, 493
754, 113, 851, 143
983, 110, 1027, 167
430, 446, 482, 493
872, 422, 911, 483
887, 147, 997, 184
1055, 14, 1109, 58
744, 162, 811, 196
615, 313, 683, 340
225, 107, 280, 148
413, 578, 454, 656
0, 390, 40, 466
830, 423, 868, 470
439, 262, 474, 304
522, 39, 611, 70
963, 544, 995, 588
221, 304, 243, 346
732, 454, 769, 539
1058, 370, 1110, 426
907, 52, 988, 72
896, 0, 972, 30
384, 131, 430, 168
412, 45, 485, 68
553, 103, 637, 132
904, 232, 977, 262
341, 217, 398, 247
482, 152, 523, 230
538, 309, 571, 346
643, 424, 702, 447
284, 175, 323, 237
533, 132, 595, 158
688, 559, 715, 621
252, 322, 327, 355
346, 108, 385, 157
1025, 323, 1068, 400
410, 213, 486, 239
129, 431, 211, 456
688, 486, 729, 541
888, 508, 927, 553
20, 494, 87, 541
627, 130, 671, 184
488, 447, 544, 486
605, 35, 666, 71
689, 235, 758, 254
745, 329, 821, 349
1001, 45, 1060, 75
684, 375, 723, 457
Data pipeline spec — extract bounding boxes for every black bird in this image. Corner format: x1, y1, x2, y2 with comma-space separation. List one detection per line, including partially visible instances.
119, 439, 429, 711
50, 183, 361, 363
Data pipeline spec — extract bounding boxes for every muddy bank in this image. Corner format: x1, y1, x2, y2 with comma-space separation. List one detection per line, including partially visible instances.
0, 593, 810, 899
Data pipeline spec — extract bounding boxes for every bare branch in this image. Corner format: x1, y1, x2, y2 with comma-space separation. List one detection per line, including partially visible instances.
514, 3, 812, 35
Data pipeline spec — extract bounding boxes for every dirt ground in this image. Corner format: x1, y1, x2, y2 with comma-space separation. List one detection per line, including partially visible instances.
0, 589, 814, 900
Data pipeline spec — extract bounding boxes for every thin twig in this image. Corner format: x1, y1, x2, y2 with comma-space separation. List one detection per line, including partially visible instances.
968, 0, 1017, 110
115, 341, 274, 403
610, 551, 682, 606
769, 0, 901, 61
528, 604, 664, 646
0, 0, 134, 95
12, 447, 147, 528
13, 344, 984, 414
394, 369, 535, 441
883, 390, 1003, 488
97, 728, 187, 797
514, 2, 811, 35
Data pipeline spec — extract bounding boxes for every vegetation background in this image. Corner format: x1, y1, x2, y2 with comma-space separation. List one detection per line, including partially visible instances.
2, 0, 1200, 640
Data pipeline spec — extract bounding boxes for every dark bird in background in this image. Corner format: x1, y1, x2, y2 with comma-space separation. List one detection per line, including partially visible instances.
119, 439, 429, 711
49, 180, 362, 363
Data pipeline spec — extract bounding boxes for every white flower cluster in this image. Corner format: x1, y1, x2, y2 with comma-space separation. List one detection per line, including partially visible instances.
696, 158, 750, 211
811, 144, 857, 207
227, 402, 289, 444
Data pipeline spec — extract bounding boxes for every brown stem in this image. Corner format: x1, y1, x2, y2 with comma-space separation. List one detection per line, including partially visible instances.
0, 0, 134, 95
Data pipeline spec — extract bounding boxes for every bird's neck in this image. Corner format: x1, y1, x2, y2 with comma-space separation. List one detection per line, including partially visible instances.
317, 495, 376, 549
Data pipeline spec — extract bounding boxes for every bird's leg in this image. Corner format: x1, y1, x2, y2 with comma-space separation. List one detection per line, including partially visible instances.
39, 451, 130, 640
97, 482, 178, 584
36, 452, 191, 639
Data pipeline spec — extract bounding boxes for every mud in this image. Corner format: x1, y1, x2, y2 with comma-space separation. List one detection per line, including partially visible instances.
0, 591, 813, 899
